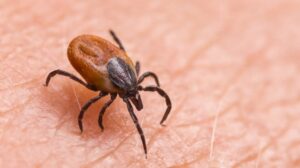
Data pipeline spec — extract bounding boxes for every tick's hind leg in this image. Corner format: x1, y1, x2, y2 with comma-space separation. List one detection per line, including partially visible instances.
45, 69, 97, 91
78, 92, 108, 133
138, 86, 171, 125
109, 30, 126, 51
123, 98, 147, 158
98, 93, 117, 131
138, 72, 160, 87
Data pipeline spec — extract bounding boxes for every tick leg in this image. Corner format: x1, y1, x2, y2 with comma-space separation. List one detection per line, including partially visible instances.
45, 69, 97, 91
109, 30, 126, 52
123, 98, 147, 158
138, 86, 171, 125
135, 61, 140, 77
78, 92, 108, 133
98, 93, 117, 131
138, 72, 160, 87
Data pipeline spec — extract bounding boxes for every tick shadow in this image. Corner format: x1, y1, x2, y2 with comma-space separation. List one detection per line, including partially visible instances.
40, 81, 130, 141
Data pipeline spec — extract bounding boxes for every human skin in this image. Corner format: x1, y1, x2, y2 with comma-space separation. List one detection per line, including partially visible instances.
1, 0, 300, 167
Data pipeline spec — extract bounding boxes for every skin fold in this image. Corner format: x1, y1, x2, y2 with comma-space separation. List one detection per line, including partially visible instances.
0, 0, 300, 167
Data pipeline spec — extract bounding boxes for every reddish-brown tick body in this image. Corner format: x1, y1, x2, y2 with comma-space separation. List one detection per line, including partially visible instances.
45, 30, 172, 158
68, 35, 135, 93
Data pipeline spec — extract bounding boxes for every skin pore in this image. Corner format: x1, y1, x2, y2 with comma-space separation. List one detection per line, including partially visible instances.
0, 0, 300, 167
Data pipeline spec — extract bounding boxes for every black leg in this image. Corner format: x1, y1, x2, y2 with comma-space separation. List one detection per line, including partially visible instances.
78, 92, 108, 132
109, 30, 126, 51
138, 86, 171, 125
45, 69, 97, 91
138, 72, 160, 87
135, 61, 140, 77
98, 93, 117, 131
123, 98, 147, 158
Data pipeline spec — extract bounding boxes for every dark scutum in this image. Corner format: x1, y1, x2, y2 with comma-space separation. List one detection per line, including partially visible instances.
107, 57, 137, 91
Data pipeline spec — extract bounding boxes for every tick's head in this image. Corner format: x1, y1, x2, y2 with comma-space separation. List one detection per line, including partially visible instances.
107, 57, 143, 110
128, 89, 143, 111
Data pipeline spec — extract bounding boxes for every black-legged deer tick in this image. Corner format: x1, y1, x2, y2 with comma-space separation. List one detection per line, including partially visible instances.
45, 30, 172, 157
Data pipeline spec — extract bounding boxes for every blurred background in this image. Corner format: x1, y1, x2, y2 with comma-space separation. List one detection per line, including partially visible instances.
0, 0, 300, 167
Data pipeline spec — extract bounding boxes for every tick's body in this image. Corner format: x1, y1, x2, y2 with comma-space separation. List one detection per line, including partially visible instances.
45, 30, 171, 158
68, 35, 135, 93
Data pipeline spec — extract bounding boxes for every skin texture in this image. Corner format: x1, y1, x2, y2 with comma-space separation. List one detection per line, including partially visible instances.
0, 0, 300, 167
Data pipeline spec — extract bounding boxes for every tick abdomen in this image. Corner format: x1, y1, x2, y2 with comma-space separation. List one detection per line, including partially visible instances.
67, 35, 128, 92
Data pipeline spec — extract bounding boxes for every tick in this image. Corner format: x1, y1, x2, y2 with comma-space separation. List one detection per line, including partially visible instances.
45, 30, 172, 157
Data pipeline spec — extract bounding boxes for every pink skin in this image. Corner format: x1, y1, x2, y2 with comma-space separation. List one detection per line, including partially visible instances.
1, 0, 300, 167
